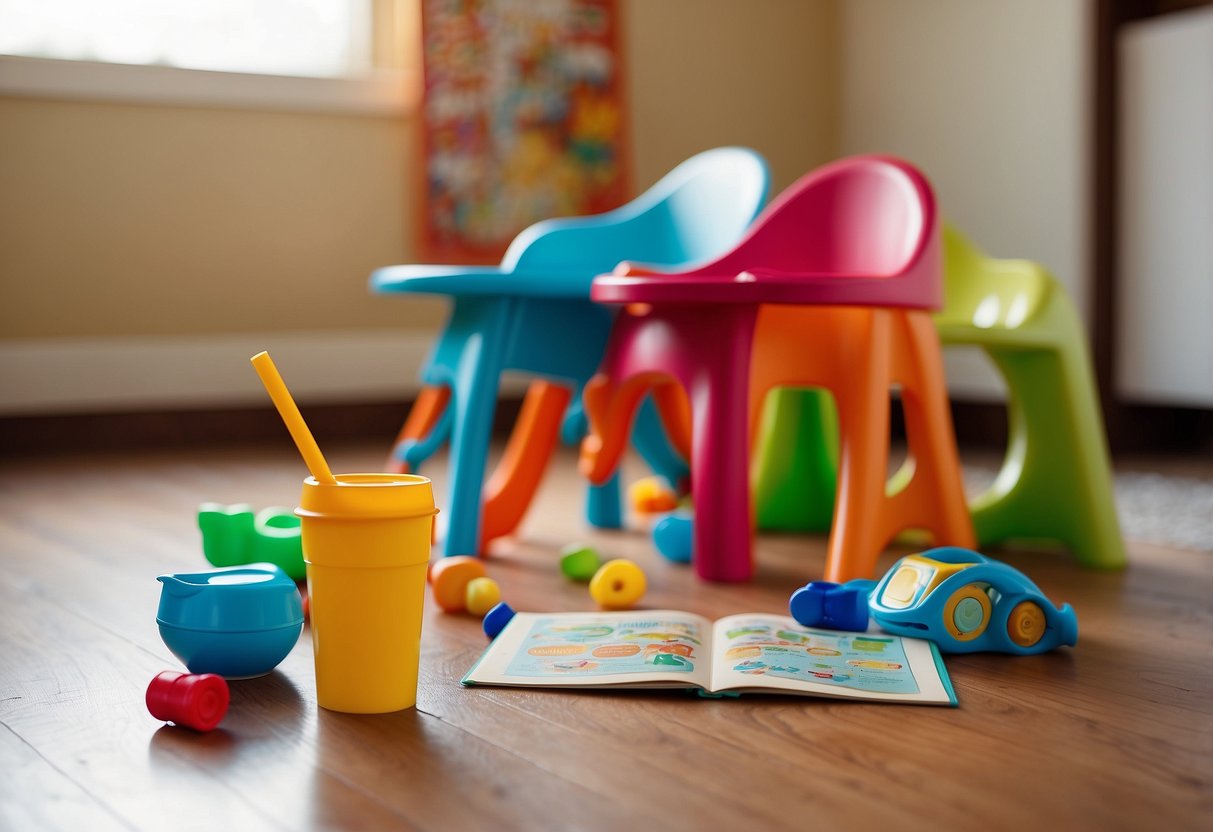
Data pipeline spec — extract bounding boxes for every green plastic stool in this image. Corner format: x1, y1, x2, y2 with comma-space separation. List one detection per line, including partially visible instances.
753, 227, 1126, 570
752, 386, 837, 533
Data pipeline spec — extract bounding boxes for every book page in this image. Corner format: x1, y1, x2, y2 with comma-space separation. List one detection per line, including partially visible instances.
709, 614, 956, 705
463, 610, 714, 690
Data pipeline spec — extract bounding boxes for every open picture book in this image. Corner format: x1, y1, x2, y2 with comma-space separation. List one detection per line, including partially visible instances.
463, 610, 958, 706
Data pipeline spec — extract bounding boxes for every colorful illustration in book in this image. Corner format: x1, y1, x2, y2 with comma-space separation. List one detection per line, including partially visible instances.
535, 624, 615, 642
847, 660, 903, 671
734, 660, 805, 676
721, 617, 922, 695
644, 643, 694, 659
591, 644, 641, 659
506, 615, 702, 678
550, 660, 600, 673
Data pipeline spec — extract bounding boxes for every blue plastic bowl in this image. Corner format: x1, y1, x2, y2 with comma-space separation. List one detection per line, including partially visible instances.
157, 622, 303, 679
156, 563, 304, 679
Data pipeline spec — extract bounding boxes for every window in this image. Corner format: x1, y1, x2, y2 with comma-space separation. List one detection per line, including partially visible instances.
0, 0, 415, 114
0, 0, 373, 78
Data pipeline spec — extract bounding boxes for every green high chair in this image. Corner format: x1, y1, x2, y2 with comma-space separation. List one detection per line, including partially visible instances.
753, 226, 1126, 570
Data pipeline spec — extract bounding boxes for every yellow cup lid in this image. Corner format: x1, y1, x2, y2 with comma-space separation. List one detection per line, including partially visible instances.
295, 474, 438, 520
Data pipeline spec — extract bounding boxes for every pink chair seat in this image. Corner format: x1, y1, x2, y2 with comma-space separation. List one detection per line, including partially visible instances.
580, 155, 971, 582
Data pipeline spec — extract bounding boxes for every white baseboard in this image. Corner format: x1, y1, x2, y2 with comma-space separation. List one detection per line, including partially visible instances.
0, 330, 437, 415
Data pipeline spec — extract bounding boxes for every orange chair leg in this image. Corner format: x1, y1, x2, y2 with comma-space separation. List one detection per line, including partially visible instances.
479, 381, 571, 548
886, 312, 975, 549
580, 373, 652, 486
385, 385, 451, 474
823, 313, 895, 583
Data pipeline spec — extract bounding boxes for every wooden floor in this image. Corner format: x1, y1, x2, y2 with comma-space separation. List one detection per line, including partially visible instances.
2, 440, 1211, 831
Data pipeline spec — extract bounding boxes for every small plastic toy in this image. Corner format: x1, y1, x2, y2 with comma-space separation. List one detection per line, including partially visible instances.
465, 576, 502, 617
146, 671, 230, 732
651, 513, 693, 563
628, 476, 680, 514
789, 547, 1078, 655
483, 601, 516, 639
198, 502, 306, 581
787, 580, 870, 632
429, 555, 488, 613
559, 543, 602, 581
157, 563, 304, 678
589, 559, 647, 610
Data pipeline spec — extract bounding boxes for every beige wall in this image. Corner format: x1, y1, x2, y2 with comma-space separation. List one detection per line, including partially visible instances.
0, 0, 839, 346
0, 98, 433, 339
625, 0, 839, 194
836, 0, 1091, 399
837, 0, 1091, 315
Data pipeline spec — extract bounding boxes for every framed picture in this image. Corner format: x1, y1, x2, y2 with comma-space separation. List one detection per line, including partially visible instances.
419, 0, 628, 262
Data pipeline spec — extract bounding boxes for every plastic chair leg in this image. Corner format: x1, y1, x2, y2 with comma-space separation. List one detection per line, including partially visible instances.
586, 470, 624, 529
972, 345, 1125, 569
479, 381, 571, 547
822, 314, 895, 583
883, 312, 975, 551
752, 388, 837, 533
440, 333, 509, 558
385, 385, 451, 474
630, 396, 691, 493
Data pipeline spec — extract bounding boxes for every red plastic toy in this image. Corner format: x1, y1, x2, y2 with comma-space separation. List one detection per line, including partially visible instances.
146, 671, 230, 732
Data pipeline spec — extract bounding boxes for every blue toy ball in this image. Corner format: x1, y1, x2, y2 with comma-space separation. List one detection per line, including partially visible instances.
482, 601, 516, 640
652, 513, 693, 563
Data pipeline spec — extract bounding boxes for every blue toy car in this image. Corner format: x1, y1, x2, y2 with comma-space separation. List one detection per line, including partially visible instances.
790, 547, 1078, 655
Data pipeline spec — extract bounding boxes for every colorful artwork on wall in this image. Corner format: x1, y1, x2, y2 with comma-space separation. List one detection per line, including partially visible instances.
419, 0, 628, 262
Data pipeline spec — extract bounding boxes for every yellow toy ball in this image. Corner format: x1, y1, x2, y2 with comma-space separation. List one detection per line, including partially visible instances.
465, 577, 502, 617
628, 476, 679, 514
589, 559, 647, 610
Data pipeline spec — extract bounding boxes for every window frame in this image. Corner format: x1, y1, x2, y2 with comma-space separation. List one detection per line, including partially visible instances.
0, 0, 418, 115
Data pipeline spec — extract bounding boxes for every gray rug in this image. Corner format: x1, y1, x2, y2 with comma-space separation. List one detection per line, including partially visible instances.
964, 468, 1213, 554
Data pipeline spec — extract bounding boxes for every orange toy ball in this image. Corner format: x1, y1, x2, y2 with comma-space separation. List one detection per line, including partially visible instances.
628, 476, 679, 514
429, 556, 487, 613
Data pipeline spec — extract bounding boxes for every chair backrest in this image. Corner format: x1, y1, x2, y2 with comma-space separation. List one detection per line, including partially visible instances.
501, 147, 770, 279
936, 226, 1053, 331
687, 155, 940, 307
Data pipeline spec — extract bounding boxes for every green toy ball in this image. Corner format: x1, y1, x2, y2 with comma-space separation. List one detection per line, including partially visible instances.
559, 543, 602, 582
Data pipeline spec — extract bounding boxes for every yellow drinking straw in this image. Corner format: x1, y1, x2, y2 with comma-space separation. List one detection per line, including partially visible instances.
251, 351, 337, 484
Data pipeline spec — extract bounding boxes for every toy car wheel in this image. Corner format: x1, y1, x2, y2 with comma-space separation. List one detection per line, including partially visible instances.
942, 584, 991, 642
1006, 601, 1047, 648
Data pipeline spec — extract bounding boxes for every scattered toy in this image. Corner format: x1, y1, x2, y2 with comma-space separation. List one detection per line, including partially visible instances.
652, 513, 693, 563
198, 503, 306, 581
482, 601, 516, 639
465, 576, 502, 617
589, 558, 647, 610
788, 580, 871, 632
628, 476, 680, 514
157, 563, 304, 678
429, 556, 488, 613
146, 671, 230, 732
559, 543, 602, 582
789, 547, 1079, 655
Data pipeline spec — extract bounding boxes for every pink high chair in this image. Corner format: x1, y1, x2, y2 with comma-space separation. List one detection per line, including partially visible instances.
580, 155, 975, 582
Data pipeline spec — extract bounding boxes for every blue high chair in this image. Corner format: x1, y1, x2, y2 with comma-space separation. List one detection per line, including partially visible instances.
371, 147, 770, 557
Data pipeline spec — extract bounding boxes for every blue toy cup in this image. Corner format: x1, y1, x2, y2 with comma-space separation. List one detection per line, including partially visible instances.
156, 563, 304, 679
